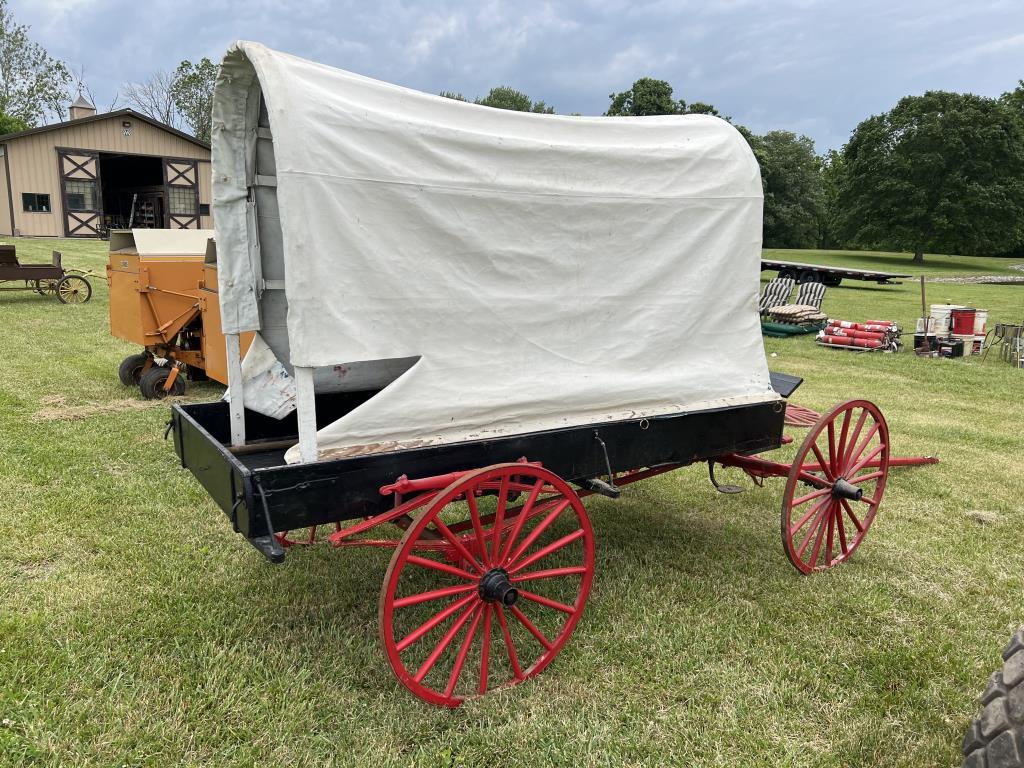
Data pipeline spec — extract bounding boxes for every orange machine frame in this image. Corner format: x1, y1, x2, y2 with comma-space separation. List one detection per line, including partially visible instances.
107, 230, 252, 391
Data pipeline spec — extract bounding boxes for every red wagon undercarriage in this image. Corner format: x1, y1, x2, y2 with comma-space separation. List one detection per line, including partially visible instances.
271, 399, 936, 707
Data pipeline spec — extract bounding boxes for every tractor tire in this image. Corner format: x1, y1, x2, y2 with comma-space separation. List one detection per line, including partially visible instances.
139, 365, 186, 399
118, 353, 152, 386
962, 629, 1024, 767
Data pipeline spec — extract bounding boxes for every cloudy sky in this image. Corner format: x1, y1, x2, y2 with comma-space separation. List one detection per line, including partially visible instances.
18, 0, 1024, 150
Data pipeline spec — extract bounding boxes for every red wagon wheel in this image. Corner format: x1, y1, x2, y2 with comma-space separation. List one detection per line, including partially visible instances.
379, 463, 595, 707
781, 399, 890, 574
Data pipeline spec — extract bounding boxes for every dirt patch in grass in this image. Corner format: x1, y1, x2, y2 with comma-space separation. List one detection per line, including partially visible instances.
33, 394, 179, 421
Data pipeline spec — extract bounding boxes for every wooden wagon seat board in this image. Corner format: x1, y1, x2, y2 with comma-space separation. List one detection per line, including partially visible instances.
211, 42, 779, 463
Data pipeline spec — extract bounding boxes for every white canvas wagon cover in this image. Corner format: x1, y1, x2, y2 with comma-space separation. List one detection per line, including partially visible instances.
212, 42, 777, 462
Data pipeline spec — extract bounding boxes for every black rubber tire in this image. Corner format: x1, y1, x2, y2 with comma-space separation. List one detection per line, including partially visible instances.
962, 629, 1024, 767
778, 268, 797, 281
798, 270, 822, 284
822, 275, 843, 287
138, 365, 186, 399
118, 353, 152, 386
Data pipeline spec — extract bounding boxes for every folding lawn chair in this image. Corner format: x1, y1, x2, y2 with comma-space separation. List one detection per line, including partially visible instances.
794, 280, 827, 310
759, 277, 795, 316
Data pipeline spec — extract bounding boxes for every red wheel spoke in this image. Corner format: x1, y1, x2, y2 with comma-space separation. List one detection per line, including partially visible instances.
503, 499, 571, 567
805, 503, 830, 568
511, 566, 588, 583
790, 497, 829, 537
841, 409, 869, 469
847, 444, 886, 479
509, 605, 554, 651
444, 604, 484, 697
835, 504, 849, 554
431, 516, 485, 574
848, 470, 884, 486
843, 422, 880, 474
466, 495, 491, 567
479, 605, 492, 695
824, 506, 836, 565
795, 470, 831, 488
835, 409, 852, 470
495, 604, 524, 680
859, 494, 879, 506
827, 420, 837, 473
497, 478, 547, 564
508, 528, 585, 575
396, 593, 478, 653
840, 499, 864, 533
791, 486, 831, 508
810, 442, 835, 482
518, 589, 575, 615
796, 501, 831, 558
489, 475, 510, 569
393, 583, 477, 610
406, 554, 477, 581
414, 600, 478, 683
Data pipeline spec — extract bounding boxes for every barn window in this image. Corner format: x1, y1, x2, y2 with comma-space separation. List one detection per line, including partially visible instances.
65, 180, 97, 210
168, 186, 197, 215
22, 193, 51, 212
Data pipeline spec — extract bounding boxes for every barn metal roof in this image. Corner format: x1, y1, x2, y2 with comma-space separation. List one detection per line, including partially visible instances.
0, 108, 210, 150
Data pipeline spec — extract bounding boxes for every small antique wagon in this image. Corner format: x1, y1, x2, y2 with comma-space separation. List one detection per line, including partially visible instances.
0, 245, 92, 303
171, 43, 896, 707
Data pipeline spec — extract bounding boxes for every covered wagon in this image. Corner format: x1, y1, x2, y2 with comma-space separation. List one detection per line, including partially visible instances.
170, 42, 895, 706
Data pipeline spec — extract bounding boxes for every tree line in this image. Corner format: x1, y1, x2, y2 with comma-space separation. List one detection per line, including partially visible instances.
1, 0, 1020, 262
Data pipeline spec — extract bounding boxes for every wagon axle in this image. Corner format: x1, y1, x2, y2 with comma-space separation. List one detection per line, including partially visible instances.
478, 568, 519, 606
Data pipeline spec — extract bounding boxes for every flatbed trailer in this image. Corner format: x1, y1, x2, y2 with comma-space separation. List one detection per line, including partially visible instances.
761, 258, 911, 286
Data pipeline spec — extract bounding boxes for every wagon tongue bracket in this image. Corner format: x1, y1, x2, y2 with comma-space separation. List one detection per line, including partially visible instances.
479, 568, 518, 606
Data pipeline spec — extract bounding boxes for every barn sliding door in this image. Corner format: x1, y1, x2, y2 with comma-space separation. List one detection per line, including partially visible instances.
57, 148, 103, 237
163, 158, 200, 229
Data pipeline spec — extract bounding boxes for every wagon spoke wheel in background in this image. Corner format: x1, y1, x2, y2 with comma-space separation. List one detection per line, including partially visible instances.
34, 279, 57, 296
379, 463, 594, 707
56, 275, 92, 304
781, 399, 889, 574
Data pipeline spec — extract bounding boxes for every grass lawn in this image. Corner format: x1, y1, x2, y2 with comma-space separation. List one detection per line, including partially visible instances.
1, 238, 1023, 767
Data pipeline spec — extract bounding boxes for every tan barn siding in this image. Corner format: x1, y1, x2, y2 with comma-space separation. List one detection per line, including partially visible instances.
198, 160, 213, 229
6, 114, 209, 237
0, 146, 13, 235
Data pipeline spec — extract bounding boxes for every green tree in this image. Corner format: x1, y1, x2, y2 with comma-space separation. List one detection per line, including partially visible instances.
606, 77, 725, 118
170, 57, 217, 142
606, 77, 680, 116
475, 86, 555, 114
0, 0, 71, 125
837, 91, 1024, 262
0, 110, 27, 134
747, 130, 824, 249
818, 149, 846, 249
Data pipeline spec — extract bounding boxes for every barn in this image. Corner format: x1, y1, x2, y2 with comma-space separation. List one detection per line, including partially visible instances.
0, 97, 212, 238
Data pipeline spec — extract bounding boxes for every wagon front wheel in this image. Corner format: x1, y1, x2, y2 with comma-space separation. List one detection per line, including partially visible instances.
781, 399, 890, 574
56, 275, 92, 304
379, 463, 595, 707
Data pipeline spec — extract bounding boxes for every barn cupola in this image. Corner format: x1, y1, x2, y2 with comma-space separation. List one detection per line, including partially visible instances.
69, 94, 96, 120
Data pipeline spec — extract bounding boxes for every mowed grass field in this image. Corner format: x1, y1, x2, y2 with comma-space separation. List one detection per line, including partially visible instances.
1, 238, 1022, 767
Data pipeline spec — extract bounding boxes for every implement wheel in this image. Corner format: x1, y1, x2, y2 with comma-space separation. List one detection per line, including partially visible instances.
56, 274, 92, 304
118, 353, 152, 386
781, 399, 890, 574
379, 463, 594, 707
139, 365, 185, 399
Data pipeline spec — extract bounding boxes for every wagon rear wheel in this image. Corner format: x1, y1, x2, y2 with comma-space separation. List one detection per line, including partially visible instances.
379, 463, 594, 707
34, 279, 57, 296
781, 399, 890, 574
56, 275, 92, 304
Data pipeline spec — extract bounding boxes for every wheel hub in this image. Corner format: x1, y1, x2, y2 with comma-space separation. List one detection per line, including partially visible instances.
831, 477, 863, 501
478, 568, 518, 606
